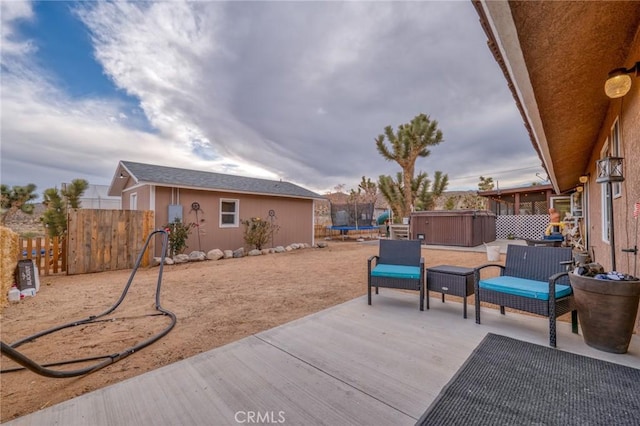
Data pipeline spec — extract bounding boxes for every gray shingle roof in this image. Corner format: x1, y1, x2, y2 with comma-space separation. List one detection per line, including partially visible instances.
121, 161, 323, 200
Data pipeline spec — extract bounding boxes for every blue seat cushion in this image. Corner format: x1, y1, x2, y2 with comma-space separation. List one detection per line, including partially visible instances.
371, 264, 421, 280
479, 276, 572, 301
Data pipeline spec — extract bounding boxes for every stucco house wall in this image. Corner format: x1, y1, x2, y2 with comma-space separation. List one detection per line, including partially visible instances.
583, 32, 639, 276
153, 187, 314, 252
474, 1, 640, 333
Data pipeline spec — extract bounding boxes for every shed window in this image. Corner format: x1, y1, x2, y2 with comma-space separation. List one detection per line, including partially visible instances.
220, 199, 239, 227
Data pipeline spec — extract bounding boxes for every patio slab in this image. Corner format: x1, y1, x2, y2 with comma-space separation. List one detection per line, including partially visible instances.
5, 290, 639, 425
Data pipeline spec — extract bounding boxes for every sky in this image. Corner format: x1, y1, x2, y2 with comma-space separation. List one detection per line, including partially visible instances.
1, 0, 547, 200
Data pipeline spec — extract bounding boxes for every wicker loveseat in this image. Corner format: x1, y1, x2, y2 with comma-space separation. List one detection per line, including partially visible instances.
474, 244, 577, 347
367, 239, 425, 310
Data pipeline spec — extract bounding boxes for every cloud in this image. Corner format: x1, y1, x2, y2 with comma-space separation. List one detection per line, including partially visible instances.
1, 0, 543, 199
0, 1, 35, 57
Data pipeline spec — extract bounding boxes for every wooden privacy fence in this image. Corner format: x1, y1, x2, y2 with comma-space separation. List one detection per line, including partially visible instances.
17, 235, 66, 276
66, 209, 155, 275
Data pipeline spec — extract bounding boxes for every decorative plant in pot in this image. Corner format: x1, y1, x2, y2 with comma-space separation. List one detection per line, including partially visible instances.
570, 262, 640, 354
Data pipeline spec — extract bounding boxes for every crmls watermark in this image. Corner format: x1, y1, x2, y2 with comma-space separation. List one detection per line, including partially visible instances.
234, 411, 286, 424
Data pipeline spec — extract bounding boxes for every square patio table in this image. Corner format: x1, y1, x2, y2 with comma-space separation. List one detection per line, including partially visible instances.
426, 265, 475, 318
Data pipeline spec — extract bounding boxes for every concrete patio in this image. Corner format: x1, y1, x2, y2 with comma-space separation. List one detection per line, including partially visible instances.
6, 289, 639, 426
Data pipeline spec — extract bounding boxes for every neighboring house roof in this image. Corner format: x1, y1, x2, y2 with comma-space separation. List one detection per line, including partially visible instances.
473, 1, 640, 193
108, 161, 324, 200
478, 184, 554, 198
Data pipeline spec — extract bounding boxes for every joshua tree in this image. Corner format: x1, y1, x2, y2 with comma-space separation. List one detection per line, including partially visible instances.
416, 170, 449, 211
42, 179, 88, 237
63, 178, 89, 208
378, 172, 405, 220
379, 170, 449, 218
1, 183, 38, 224
375, 113, 444, 218
478, 176, 495, 191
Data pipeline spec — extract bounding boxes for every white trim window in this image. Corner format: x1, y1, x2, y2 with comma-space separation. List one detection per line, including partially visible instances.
220, 199, 239, 227
610, 118, 622, 198
130, 193, 138, 211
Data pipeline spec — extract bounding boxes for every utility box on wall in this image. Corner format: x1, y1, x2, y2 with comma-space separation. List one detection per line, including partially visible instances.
410, 210, 496, 247
168, 205, 183, 223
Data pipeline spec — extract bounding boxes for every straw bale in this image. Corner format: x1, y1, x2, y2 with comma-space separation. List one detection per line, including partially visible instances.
0, 226, 19, 310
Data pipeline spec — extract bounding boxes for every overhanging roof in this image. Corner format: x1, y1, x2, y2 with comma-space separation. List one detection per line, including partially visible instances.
474, 1, 640, 193
478, 183, 553, 198
108, 161, 324, 200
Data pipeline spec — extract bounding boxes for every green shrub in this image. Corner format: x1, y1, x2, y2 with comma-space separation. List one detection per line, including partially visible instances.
163, 219, 195, 257
241, 217, 280, 250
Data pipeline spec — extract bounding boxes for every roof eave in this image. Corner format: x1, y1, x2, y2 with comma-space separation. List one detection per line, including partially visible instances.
473, 0, 560, 194
135, 181, 325, 201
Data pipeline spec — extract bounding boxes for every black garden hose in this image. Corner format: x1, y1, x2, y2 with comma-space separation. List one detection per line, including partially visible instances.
1, 229, 177, 378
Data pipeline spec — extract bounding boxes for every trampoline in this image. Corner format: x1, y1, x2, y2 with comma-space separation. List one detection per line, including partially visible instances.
326, 225, 380, 239
328, 225, 378, 232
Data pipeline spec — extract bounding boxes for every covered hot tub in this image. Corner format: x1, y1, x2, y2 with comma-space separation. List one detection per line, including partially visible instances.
410, 210, 496, 247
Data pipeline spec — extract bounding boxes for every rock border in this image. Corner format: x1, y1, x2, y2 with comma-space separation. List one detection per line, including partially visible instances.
152, 242, 328, 266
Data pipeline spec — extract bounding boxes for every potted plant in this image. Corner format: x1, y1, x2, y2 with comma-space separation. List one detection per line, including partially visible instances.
570, 263, 640, 354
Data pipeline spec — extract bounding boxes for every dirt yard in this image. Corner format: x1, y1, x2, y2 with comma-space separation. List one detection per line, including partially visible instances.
1, 241, 494, 422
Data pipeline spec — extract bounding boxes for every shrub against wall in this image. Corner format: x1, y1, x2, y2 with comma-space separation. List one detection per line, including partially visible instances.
163, 219, 195, 257
242, 217, 280, 250
0, 226, 19, 309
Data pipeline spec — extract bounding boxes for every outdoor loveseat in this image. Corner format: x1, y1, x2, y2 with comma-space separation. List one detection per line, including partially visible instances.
367, 239, 425, 310
474, 244, 577, 347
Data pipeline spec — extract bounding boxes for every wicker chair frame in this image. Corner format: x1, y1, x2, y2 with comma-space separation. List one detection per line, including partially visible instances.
474, 245, 578, 347
367, 239, 425, 311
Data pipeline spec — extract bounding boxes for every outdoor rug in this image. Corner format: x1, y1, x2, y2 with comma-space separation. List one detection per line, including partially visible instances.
416, 333, 640, 426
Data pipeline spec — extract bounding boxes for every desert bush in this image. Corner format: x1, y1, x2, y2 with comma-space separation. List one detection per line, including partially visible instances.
241, 217, 280, 250
163, 219, 195, 257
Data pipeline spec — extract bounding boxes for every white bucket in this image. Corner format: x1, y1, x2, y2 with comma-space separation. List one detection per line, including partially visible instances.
486, 245, 501, 262
20, 288, 36, 298
8, 287, 20, 302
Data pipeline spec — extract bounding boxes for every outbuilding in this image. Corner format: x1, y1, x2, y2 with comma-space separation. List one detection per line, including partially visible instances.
108, 161, 324, 252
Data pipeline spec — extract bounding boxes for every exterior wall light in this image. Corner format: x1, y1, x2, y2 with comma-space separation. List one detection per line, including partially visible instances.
604, 61, 639, 98
578, 175, 589, 184
596, 156, 624, 183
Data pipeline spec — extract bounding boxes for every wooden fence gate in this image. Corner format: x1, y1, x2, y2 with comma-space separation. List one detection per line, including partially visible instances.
17, 235, 65, 276
66, 209, 155, 275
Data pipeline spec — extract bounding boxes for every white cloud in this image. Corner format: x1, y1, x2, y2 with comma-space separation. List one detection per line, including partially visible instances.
0, 1, 35, 57
2, 0, 544, 199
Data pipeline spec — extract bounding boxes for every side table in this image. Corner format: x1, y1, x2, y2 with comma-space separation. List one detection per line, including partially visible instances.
426, 265, 475, 318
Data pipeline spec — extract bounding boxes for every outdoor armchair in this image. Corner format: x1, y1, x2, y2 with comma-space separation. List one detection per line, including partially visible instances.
474, 244, 577, 347
367, 239, 425, 310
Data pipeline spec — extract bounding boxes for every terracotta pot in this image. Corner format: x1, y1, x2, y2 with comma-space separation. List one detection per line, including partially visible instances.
569, 274, 640, 354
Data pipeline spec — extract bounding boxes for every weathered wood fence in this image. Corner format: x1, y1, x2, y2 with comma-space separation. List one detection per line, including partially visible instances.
14, 209, 155, 276
66, 209, 155, 275
17, 235, 65, 276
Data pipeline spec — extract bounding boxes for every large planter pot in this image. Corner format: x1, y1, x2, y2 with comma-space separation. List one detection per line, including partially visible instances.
569, 274, 640, 354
